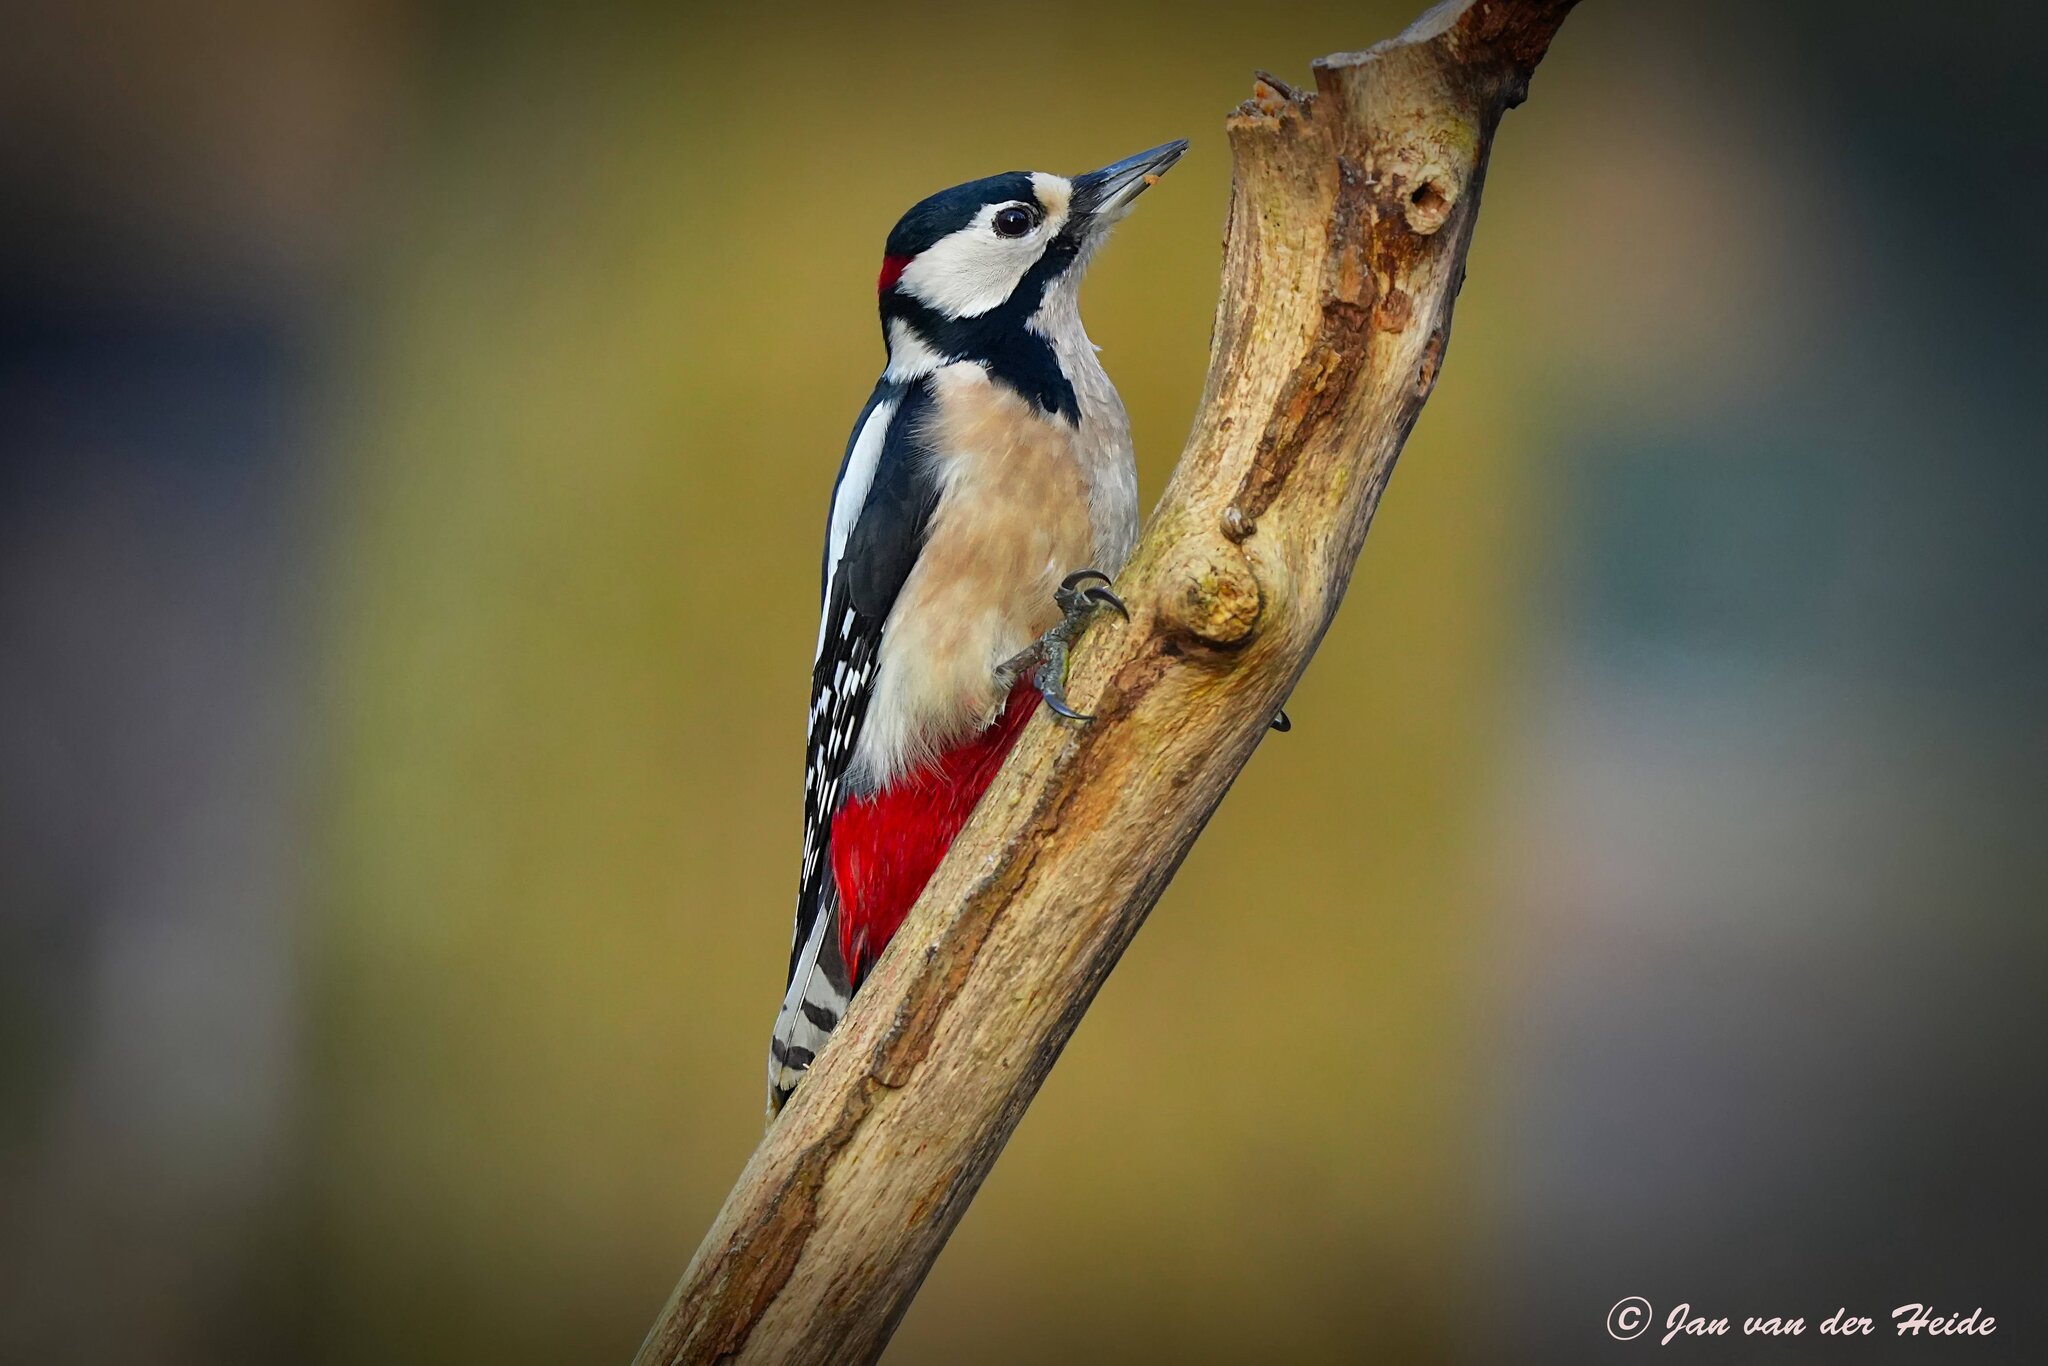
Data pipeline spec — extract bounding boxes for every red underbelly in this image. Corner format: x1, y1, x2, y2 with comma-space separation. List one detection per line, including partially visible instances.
830, 682, 1039, 983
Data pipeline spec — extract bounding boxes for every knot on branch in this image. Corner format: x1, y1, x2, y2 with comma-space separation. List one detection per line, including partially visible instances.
1399, 166, 1457, 235
1364, 111, 1475, 242
1157, 539, 1262, 650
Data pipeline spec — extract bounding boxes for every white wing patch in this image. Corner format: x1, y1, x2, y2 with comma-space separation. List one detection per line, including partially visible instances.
818, 397, 899, 654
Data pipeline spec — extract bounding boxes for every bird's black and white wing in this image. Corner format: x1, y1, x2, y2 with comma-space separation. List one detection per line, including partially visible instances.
769, 376, 940, 1111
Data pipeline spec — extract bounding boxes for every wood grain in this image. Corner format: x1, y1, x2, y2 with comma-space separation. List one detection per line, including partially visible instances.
638, 2, 1578, 1359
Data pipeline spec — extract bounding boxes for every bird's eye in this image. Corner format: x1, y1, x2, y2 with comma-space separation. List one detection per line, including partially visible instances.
993, 205, 1037, 238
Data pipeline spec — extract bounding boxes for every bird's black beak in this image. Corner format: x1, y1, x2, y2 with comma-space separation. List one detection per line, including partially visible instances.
1072, 139, 1188, 225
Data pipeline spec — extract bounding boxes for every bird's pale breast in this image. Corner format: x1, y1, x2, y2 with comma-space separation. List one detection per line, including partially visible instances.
850, 363, 1113, 791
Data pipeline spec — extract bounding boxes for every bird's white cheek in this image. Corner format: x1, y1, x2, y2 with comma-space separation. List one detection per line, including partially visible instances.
898, 232, 1044, 318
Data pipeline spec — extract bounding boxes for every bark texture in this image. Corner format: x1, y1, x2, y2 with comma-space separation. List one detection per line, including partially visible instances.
638, 2, 1576, 1360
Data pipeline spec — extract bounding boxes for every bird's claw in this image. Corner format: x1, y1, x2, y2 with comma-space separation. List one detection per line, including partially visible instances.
1037, 675, 1093, 721
1054, 569, 1128, 622
996, 568, 1130, 723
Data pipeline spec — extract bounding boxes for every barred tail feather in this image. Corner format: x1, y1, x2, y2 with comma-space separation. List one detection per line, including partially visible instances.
768, 888, 854, 1115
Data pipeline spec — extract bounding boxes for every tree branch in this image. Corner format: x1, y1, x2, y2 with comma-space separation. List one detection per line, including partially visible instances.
638, 2, 1577, 1360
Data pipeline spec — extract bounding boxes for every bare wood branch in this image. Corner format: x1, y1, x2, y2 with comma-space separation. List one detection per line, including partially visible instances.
638, 2, 1577, 1360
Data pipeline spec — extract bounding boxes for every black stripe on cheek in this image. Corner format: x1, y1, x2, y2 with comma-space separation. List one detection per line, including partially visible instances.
881, 298, 1078, 423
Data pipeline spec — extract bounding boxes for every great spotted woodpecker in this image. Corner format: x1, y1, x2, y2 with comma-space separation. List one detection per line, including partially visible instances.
767, 140, 1187, 1112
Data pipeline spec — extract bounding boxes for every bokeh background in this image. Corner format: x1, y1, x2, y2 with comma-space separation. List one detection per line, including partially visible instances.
4, 1, 2044, 1362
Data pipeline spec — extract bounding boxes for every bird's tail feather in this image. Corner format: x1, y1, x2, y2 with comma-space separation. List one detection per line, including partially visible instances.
768, 889, 854, 1116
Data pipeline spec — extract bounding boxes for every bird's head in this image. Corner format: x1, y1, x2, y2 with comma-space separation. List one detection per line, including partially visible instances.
874, 139, 1186, 368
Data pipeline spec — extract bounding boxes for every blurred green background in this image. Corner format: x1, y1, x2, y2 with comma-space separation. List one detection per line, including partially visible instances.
4, 1, 2044, 1363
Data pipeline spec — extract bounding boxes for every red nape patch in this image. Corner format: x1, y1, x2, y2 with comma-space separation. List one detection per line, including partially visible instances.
831, 683, 1039, 981
877, 254, 912, 294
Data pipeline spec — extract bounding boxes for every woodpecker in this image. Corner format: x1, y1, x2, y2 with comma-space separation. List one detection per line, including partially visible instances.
767, 139, 1187, 1112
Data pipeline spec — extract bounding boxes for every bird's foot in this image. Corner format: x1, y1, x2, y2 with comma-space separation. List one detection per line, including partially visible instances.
995, 569, 1128, 722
